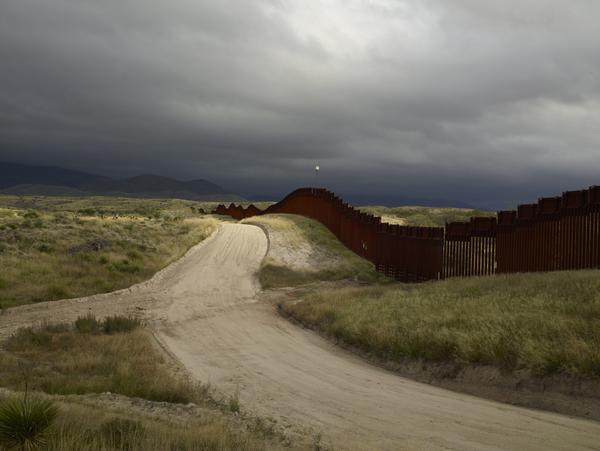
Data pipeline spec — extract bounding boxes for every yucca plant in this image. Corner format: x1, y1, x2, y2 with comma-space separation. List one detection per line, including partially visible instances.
0, 395, 58, 451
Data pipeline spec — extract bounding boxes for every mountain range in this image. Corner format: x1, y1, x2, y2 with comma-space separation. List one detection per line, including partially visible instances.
0, 161, 243, 202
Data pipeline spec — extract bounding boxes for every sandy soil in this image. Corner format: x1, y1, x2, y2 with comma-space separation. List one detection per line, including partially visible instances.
2, 223, 600, 450
244, 215, 350, 272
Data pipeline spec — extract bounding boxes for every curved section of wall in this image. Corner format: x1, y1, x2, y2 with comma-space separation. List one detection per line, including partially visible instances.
212, 187, 444, 282
214, 184, 600, 282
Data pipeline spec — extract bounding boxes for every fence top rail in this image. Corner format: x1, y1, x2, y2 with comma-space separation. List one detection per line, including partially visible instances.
214, 182, 600, 240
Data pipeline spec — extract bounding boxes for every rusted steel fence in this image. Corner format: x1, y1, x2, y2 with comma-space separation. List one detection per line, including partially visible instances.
213, 188, 444, 282
213, 185, 600, 282
495, 186, 600, 274
443, 217, 496, 278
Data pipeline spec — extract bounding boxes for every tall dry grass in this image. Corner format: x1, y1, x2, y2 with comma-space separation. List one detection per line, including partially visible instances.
0, 321, 204, 404
0, 393, 269, 451
283, 270, 600, 378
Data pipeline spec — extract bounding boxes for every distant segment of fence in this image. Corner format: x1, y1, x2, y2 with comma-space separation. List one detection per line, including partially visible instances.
214, 188, 444, 282
213, 185, 600, 282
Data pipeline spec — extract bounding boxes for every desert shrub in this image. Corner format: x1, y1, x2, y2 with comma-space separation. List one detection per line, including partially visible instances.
126, 250, 141, 260
36, 244, 53, 253
22, 211, 39, 219
228, 388, 240, 414
111, 260, 140, 273
102, 316, 141, 334
41, 323, 71, 334
44, 285, 70, 301
0, 396, 58, 451
75, 314, 101, 334
10, 328, 53, 348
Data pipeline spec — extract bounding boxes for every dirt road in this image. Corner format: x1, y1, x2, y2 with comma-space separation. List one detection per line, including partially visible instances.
156, 224, 600, 450
3, 223, 600, 450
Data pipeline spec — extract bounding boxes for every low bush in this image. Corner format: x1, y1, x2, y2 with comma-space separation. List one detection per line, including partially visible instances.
111, 260, 141, 274
75, 314, 101, 334
102, 316, 141, 334
0, 396, 58, 451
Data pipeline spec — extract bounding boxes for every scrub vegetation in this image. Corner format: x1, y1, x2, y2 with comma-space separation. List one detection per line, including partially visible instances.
0, 318, 288, 450
0, 202, 218, 308
19, 403, 267, 451
0, 318, 201, 403
358, 205, 494, 227
0, 194, 274, 219
282, 270, 600, 379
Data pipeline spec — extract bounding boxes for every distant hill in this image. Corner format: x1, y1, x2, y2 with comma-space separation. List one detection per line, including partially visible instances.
0, 161, 243, 201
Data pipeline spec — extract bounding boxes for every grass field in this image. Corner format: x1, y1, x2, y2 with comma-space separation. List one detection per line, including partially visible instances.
0, 194, 274, 218
358, 205, 494, 227
282, 270, 600, 379
0, 203, 218, 308
7, 399, 268, 451
0, 318, 281, 450
0, 318, 203, 403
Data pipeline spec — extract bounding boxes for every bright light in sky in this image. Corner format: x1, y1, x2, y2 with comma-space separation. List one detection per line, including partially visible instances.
263, 0, 439, 58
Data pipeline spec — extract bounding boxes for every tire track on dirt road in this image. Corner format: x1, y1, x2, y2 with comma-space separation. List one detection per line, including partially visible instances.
154, 223, 600, 451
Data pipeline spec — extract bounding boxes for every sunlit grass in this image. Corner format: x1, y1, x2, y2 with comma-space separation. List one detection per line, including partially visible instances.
0, 206, 218, 308
283, 270, 600, 378
358, 205, 494, 227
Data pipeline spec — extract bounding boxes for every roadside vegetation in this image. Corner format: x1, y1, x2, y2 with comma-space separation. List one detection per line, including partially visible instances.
0, 317, 288, 450
0, 397, 268, 451
244, 214, 383, 289
0, 194, 273, 219
282, 269, 600, 379
0, 204, 218, 308
358, 205, 494, 227
0, 317, 202, 403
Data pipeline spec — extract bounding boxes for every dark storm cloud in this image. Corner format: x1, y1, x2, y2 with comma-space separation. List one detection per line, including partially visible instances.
1, 0, 599, 207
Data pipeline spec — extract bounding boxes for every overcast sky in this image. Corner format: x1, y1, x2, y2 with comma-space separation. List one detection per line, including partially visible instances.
1, 0, 599, 207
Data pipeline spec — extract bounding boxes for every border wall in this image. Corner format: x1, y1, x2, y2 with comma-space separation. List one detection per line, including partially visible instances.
213, 185, 600, 282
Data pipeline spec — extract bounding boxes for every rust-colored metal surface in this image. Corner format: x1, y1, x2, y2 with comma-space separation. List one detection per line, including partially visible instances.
212, 188, 443, 282
213, 184, 600, 282
496, 187, 600, 274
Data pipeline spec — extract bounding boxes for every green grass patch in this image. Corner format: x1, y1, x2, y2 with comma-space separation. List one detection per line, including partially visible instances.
0, 320, 203, 404
283, 270, 600, 379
